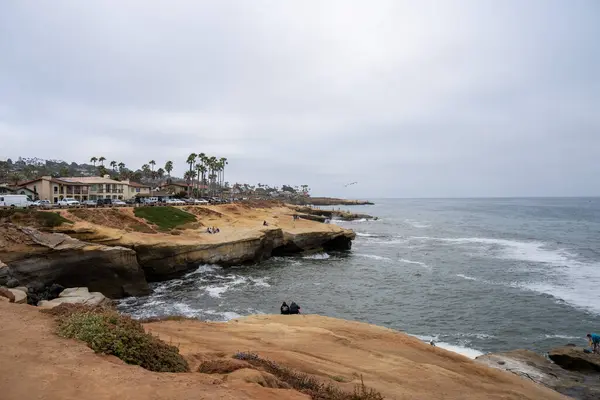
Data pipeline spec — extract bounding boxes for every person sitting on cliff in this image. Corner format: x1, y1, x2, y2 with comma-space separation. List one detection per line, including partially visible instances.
207, 227, 213, 234
263, 220, 269, 226
289, 302, 300, 315
587, 333, 600, 353
280, 302, 290, 315
215, 228, 220, 233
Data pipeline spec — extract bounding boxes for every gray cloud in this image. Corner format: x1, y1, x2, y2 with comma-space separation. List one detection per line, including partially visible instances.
1, 0, 599, 197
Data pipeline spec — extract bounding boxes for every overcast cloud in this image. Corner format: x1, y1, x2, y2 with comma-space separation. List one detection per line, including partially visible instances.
1, 0, 598, 197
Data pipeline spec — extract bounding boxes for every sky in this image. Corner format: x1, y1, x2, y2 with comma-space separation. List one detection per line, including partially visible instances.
1, 1, 599, 198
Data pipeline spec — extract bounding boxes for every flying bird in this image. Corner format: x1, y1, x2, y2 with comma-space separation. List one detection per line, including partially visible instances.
344, 182, 358, 187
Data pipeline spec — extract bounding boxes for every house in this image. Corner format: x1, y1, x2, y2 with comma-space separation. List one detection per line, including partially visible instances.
59, 176, 128, 201
124, 180, 151, 198
18, 175, 152, 203
18, 176, 90, 203
0, 184, 15, 195
160, 182, 189, 194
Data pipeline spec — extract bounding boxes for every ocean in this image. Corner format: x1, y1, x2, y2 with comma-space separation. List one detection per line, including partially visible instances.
118, 198, 600, 358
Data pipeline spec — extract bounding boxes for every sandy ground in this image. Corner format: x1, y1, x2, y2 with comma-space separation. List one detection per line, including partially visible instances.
146, 314, 565, 400
0, 302, 567, 400
56, 204, 351, 246
0, 302, 307, 400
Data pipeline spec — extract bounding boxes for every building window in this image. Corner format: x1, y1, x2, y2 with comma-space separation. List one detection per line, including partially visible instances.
53, 186, 58, 193
136, 188, 140, 192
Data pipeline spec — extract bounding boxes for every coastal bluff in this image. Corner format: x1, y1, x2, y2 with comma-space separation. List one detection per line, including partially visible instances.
0, 302, 565, 400
0, 203, 355, 294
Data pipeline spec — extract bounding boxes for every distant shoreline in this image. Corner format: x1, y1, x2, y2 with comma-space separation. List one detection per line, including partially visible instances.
293, 197, 374, 206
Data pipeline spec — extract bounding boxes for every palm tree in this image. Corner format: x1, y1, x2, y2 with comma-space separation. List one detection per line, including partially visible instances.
186, 153, 197, 196
184, 170, 195, 194
118, 162, 125, 171
198, 165, 207, 198
156, 168, 165, 179
219, 157, 228, 198
90, 157, 98, 167
110, 161, 117, 172
164, 161, 173, 181
141, 164, 150, 179
98, 156, 106, 166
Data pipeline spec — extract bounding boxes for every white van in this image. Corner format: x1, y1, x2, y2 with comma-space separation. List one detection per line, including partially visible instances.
0, 195, 33, 208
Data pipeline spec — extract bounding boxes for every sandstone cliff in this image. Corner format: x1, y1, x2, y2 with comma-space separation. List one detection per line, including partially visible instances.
0, 223, 149, 298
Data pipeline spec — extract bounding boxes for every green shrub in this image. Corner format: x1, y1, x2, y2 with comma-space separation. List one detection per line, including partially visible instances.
233, 352, 384, 400
53, 305, 188, 372
133, 206, 196, 230
0, 209, 71, 228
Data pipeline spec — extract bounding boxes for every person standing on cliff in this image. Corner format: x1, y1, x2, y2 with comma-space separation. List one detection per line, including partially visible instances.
587, 333, 600, 353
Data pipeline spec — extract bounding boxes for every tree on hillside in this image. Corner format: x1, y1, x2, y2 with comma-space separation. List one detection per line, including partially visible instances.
156, 168, 165, 180
98, 157, 106, 166
184, 170, 195, 193
186, 153, 197, 196
110, 161, 117, 171
164, 161, 173, 181
97, 165, 108, 177
59, 167, 69, 177
141, 164, 150, 179
90, 157, 98, 167
10, 172, 22, 186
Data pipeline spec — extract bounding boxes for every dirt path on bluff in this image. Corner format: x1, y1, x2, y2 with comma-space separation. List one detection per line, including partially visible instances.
0, 302, 307, 400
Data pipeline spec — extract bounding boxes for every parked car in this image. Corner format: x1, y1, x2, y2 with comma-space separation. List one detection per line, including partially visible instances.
193, 199, 209, 205
166, 198, 185, 205
57, 198, 80, 207
31, 199, 54, 209
0, 195, 34, 208
82, 200, 98, 207
112, 199, 127, 206
182, 198, 195, 204
142, 197, 158, 205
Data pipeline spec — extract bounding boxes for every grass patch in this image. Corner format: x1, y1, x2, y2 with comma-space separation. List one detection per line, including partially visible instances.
133, 206, 197, 231
0, 209, 71, 228
233, 352, 384, 400
45, 304, 189, 373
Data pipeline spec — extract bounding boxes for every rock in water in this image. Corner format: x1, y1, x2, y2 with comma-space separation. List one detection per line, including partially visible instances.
548, 346, 600, 372
477, 349, 600, 400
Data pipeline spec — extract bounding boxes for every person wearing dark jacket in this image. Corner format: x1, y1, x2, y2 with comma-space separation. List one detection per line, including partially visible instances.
289, 302, 300, 314
280, 302, 290, 315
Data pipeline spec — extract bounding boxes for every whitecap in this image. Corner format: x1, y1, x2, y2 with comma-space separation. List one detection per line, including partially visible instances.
456, 274, 478, 281
205, 285, 230, 298
544, 334, 581, 340
412, 334, 483, 359
356, 232, 378, 237
404, 219, 430, 229
184, 264, 221, 277
249, 277, 271, 287
399, 259, 429, 268
355, 253, 392, 261
303, 253, 330, 260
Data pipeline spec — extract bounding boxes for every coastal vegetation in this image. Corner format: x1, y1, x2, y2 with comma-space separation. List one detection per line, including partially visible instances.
44, 304, 189, 373
232, 352, 384, 400
133, 206, 197, 230
0, 209, 71, 228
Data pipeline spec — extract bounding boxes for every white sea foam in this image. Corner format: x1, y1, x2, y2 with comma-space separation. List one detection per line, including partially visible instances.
399, 259, 429, 268
184, 264, 221, 277
413, 335, 483, 359
356, 232, 378, 237
172, 302, 203, 317
413, 236, 600, 315
303, 253, 331, 260
544, 334, 580, 340
249, 277, 271, 287
356, 253, 392, 261
456, 274, 478, 281
205, 285, 230, 298
405, 219, 430, 229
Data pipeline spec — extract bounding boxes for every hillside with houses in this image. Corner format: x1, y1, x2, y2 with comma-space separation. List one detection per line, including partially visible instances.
0, 155, 311, 204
